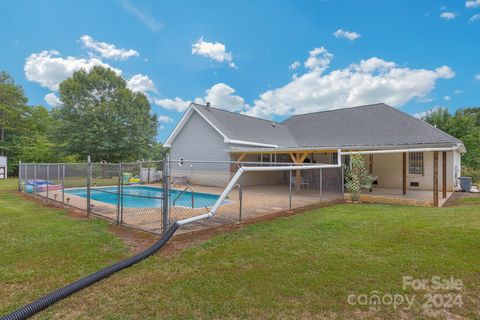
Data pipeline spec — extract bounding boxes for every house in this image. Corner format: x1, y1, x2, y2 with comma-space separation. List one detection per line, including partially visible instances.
165, 103, 465, 206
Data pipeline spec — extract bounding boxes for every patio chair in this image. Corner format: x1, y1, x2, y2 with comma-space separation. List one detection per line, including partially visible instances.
292, 176, 310, 189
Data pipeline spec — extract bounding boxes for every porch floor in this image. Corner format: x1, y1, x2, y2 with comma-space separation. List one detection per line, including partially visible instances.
344, 187, 453, 207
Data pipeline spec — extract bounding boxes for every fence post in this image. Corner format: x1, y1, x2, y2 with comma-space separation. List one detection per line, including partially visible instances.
162, 154, 170, 234
116, 163, 122, 224
120, 163, 124, 225
319, 168, 323, 201
18, 161, 21, 191
46, 164, 49, 201
239, 171, 243, 222
62, 164, 65, 206
289, 169, 292, 211
86, 156, 92, 215
33, 164, 37, 196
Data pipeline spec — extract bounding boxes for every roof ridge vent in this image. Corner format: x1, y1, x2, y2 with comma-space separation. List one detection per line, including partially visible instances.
272, 120, 276, 127
206, 102, 211, 110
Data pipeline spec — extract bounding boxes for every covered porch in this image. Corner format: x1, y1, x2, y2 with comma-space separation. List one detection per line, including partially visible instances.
230, 147, 456, 207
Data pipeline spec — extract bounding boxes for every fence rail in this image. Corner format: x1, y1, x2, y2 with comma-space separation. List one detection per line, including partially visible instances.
18, 157, 344, 235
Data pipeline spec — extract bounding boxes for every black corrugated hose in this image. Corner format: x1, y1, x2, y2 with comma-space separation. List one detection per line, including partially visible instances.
1, 222, 180, 320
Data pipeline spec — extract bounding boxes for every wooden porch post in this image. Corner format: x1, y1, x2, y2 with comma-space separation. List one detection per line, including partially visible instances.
433, 151, 439, 207
369, 154, 373, 173
289, 152, 309, 190
442, 151, 447, 199
402, 152, 407, 195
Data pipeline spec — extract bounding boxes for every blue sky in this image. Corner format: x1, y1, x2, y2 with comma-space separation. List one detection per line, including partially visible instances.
1, 0, 479, 142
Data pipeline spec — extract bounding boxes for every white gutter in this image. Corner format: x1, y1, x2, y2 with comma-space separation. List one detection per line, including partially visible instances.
176, 149, 342, 226
341, 145, 460, 155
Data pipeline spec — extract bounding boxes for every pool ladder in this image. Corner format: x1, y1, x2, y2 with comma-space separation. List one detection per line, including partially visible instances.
172, 186, 194, 209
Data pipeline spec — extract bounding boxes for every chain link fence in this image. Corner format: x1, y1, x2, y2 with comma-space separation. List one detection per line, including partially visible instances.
18, 157, 344, 235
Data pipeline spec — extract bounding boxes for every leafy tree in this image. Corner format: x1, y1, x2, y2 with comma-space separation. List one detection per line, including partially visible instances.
54, 66, 159, 162
0, 71, 28, 156
345, 154, 376, 201
422, 107, 480, 181
422, 107, 451, 131
144, 141, 169, 161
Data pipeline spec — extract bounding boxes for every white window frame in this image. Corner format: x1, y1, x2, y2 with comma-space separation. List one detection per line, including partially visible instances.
408, 152, 424, 176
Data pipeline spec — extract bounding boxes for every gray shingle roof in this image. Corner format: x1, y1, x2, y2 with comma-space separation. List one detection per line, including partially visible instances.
282, 103, 461, 148
191, 103, 461, 148
193, 103, 298, 146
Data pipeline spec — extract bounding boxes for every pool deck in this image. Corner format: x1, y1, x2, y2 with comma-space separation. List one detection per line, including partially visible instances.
35, 183, 339, 234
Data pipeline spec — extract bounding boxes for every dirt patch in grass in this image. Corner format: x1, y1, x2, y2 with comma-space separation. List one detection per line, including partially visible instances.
108, 224, 158, 254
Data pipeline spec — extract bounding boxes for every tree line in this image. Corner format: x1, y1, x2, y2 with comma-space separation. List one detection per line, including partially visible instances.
0, 66, 167, 176
422, 107, 480, 181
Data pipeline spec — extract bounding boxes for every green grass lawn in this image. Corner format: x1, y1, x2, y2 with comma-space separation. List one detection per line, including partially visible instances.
1, 178, 479, 319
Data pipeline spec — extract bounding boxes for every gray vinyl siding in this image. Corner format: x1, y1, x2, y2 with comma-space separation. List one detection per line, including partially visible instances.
169, 111, 230, 173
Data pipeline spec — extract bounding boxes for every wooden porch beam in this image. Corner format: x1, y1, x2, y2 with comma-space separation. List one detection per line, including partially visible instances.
433, 151, 439, 207
289, 153, 297, 163
237, 153, 246, 162
402, 152, 407, 195
298, 152, 309, 164
442, 151, 447, 199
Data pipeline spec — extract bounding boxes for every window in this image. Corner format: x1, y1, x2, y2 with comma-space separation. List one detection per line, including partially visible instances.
257, 154, 272, 163
409, 152, 424, 175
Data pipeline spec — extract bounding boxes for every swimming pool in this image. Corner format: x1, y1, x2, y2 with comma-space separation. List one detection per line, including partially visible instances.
65, 185, 227, 208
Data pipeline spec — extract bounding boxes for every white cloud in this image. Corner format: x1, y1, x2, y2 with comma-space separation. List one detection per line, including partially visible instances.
333, 29, 361, 41
158, 115, 173, 123
154, 97, 192, 112
304, 47, 333, 73
289, 61, 300, 70
243, 51, 455, 118
24, 50, 121, 91
444, 95, 451, 101
201, 83, 246, 112
44, 93, 62, 107
475, 74, 480, 80
414, 106, 443, 119
80, 35, 139, 60
192, 37, 236, 68
157, 47, 455, 121
466, 0, 480, 8
154, 83, 246, 113
126, 74, 156, 93
469, 14, 480, 22
121, 0, 163, 32
439, 12, 457, 20
454, 89, 464, 94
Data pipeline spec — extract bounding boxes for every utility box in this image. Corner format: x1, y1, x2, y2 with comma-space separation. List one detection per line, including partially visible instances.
0, 156, 7, 179
459, 177, 472, 192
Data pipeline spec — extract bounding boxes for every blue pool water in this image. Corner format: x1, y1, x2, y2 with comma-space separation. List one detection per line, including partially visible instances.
65, 185, 225, 208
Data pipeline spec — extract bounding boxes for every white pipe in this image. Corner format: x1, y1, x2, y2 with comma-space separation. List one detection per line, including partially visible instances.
341, 145, 459, 155
176, 149, 342, 226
